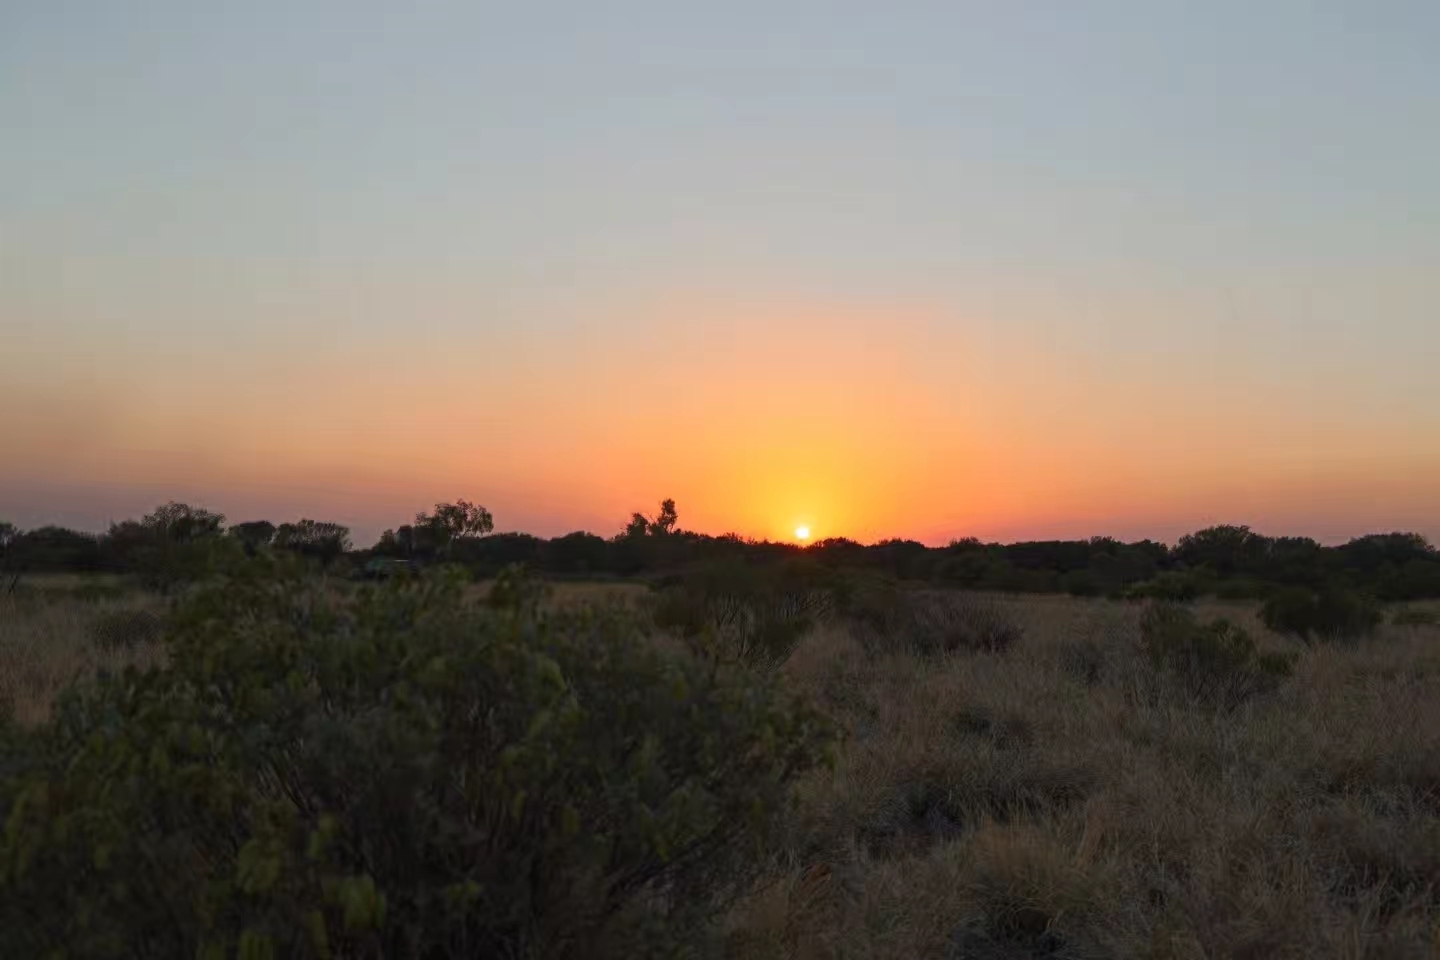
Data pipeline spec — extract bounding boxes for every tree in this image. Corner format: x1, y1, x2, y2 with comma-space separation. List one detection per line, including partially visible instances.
229, 520, 277, 554
414, 500, 494, 557
273, 519, 352, 563
0, 522, 17, 592
622, 499, 678, 540
649, 498, 678, 536
10, 526, 102, 573
624, 513, 650, 540
1174, 525, 1269, 577
102, 503, 232, 590
140, 502, 226, 542
541, 531, 611, 575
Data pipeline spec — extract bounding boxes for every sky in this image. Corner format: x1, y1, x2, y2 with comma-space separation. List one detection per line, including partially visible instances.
3, 1, 1438, 547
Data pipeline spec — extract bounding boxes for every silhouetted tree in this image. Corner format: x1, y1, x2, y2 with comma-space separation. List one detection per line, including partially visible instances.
102, 503, 232, 590
650, 499, 679, 536
141, 502, 226, 542
229, 520, 277, 555
274, 519, 351, 564
622, 499, 679, 540
10, 526, 101, 573
413, 500, 494, 557
623, 514, 649, 540
542, 531, 611, 574
1337, 532, 1435, 572
0, 522, 17, 592
1174, 525, 1268, 576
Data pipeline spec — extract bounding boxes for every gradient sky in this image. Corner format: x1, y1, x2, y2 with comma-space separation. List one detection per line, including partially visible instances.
3, 2, 1438, 546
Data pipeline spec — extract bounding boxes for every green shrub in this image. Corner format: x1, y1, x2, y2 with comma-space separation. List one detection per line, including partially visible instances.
87, 608, 165, 650
1140, 603, 1294, 710
1261, 586, 1382, 643
0, 560, 832, 959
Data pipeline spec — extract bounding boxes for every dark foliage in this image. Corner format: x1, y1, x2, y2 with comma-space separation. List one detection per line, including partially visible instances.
0, 559, 831, 959
1260, 586, 1383, 644
103, 503, 240, 592
273, 519, 352, 564
230, 520, 278, 554
11, 502, 1440, 602
651, 560, 832, 669
838, 580, 1023, 658
7, 525, 104, 573
1140, 603, 1295, 710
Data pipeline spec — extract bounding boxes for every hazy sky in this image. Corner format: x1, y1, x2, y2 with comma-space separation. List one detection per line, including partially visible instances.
4, 2, 1438, 546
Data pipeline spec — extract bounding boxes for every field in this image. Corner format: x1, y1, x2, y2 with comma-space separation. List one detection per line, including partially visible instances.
744, 595, 1440, 958
3, 579, 1440, 957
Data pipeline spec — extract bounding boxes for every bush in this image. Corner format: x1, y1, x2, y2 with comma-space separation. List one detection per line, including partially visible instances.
1124, 571, 1203, 603
651, 560, 832, 669
1057, 637, 1107, 687
87, 608, 165, 650
1140, 603, 1294, 710
485, 562, 552, 613
841, 585, 1022, 658
1261, 586, 1382, 643
0, 560, 832, 959
1391, 607, 1438, 627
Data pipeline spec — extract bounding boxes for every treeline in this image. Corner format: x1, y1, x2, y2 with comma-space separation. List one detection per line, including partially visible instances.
3, 499, 1440, 600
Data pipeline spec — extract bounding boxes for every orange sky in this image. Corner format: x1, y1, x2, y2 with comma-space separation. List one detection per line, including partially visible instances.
5, 293, 1438, 546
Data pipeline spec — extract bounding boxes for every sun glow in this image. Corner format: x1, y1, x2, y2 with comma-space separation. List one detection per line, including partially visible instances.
794, 526, 811, 541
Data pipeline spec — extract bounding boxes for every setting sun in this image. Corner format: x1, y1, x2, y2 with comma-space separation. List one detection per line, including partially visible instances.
795, 526, 811, 541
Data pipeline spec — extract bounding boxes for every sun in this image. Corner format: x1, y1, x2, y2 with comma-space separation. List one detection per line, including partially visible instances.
794, 526, 811, 541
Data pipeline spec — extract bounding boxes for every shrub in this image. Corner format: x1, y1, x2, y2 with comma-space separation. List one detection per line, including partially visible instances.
651, 561, 832, 668
87, 608, 165, 650
841, 586, 1021, 658
1140, 603, 1294, 710
1211, 576, 1268, 601
485, 562, 551, 613
1391, 607, 1438, 627
1124, 571, 1203, 603
1261, 586, 1382, 643
0, 560, 832, 959
1057, 637, 1107, 687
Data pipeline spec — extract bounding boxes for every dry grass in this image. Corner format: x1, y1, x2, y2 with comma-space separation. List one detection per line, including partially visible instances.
0, 590, 167, 726
8, 572, 131, 593
729, 594, 1440, 959
6, 581, 1440, 954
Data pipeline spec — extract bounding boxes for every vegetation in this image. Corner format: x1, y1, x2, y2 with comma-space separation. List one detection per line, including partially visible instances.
1139, 603, 1295, 710
1260, 585, 1384, 644
4, 499, 1440, 956
5, 501, 1440, 603
650, 559, 833, 669
0, 561, 830, 958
